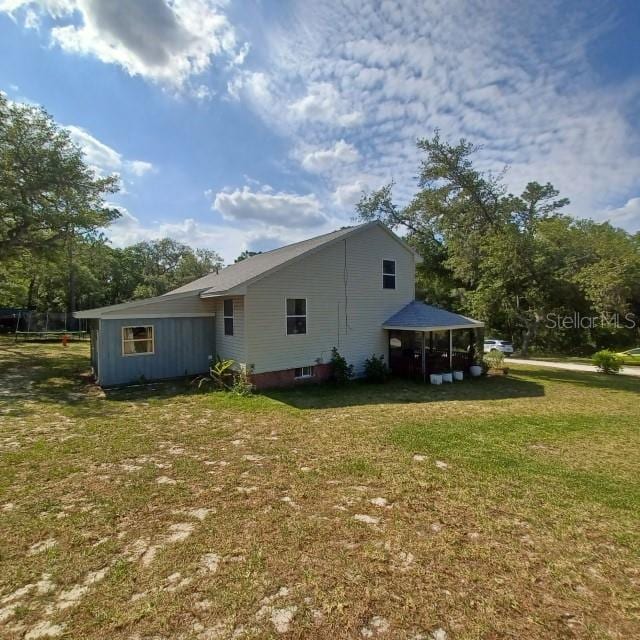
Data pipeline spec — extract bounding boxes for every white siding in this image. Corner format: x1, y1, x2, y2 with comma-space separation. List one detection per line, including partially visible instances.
214, 296, 246, 366
244, 224, 415, 374
101, 293, 216, 318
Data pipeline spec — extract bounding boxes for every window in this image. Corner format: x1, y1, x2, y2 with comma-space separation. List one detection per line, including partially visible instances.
286, 298, 307, 335
294, 366, 314, 378
122, 326, 154, 356
383, 259, 396, 289
223, 299, 234, 336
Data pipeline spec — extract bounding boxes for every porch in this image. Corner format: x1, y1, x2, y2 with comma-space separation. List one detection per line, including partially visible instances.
383, 301, 484, 381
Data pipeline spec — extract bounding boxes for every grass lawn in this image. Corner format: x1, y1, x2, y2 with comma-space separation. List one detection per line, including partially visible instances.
1, 339, 639, 639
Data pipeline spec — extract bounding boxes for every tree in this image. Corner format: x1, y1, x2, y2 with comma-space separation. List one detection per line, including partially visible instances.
0, 94, 120, 311
0, 94, 120, 257
356, 133, 639, 354
120, 239, 222, 299
235, 250, 261, 262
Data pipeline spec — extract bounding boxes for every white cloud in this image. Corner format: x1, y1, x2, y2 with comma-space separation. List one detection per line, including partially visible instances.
105, 206, 329, 263
66, 125, 153, 178
213, 185, 327, 228
1, 0, 247, 91
332, 178, 371, 208
300, 139, 359, 174
289, 82, 362, 127
229, 0, 640, 222
604, 197, 640, 232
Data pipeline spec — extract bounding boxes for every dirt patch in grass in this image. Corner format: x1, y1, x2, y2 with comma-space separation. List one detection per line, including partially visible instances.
0, 339, 639, 639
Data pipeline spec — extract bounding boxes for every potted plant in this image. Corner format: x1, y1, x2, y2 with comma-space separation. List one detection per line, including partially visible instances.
429, 372, 443, 385
442, 370, 453, 383
453, 370, 464, 381
483, 350, 509, 376
469, 346, 483, 377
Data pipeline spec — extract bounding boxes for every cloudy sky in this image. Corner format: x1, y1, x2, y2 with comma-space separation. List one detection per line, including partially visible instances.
1, 0, 639, 262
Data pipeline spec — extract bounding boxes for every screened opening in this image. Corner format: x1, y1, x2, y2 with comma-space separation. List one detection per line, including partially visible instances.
223, 299, 234, 336
286, 298, 307, 335
383, 259, 396, 289
122, 325, 154, 356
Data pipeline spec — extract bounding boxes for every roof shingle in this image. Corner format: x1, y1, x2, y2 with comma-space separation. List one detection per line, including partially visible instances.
383, 301, 483, 330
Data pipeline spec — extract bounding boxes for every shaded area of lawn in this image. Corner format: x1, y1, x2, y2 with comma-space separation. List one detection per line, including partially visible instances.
262, 374, 545, 409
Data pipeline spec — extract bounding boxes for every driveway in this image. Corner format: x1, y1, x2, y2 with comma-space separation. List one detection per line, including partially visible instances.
509, 358, 640, 378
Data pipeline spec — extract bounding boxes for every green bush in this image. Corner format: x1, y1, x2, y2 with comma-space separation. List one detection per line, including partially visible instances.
196, 357, 254, 395
329, 347, 354, 385
483, 350, 505, 370
592, 349, 624, 374
363, 354, 389, 383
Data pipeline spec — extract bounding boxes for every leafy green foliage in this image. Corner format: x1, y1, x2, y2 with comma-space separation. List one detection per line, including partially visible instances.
363, 354, 389, 383
0, 96, 223, 313
197, 358, 254, 395
483, 350, 505, 370
0, 93, 120, 260
329, 347, 354, 385
357, 132, 640, 354
592, 350, 624, 374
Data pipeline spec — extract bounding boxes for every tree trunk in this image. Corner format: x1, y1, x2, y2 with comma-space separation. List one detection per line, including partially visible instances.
67, 227, 76, 314
520, 311, 543, 357
26, 276, 36, 309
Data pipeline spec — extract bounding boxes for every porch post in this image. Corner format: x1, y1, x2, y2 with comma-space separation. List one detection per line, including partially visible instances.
421, 331, 426, 382
449, 329, 453, 370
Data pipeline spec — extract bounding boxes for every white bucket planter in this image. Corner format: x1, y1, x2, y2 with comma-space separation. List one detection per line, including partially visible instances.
442, 372, 453, 383
453, 370, 463, 381
429, 373, 443, 385
469, 365, 482, 377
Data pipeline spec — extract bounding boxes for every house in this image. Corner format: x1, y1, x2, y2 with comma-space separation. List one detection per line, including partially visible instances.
75, 221, 484, 388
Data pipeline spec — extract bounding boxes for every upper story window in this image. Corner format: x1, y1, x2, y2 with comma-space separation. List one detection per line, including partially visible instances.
122, 325, 154, 356
223, 299, 234, 336
286, 298, 307, 335
383, 259, 396, 289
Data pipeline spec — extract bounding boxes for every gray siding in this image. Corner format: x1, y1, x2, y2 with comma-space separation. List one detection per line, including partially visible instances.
97, 317, 215, 386
245, 224, 415, 374
214, 296, 246, 366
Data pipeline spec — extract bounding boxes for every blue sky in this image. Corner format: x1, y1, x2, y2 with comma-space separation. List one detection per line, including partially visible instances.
1, 0, 639, 262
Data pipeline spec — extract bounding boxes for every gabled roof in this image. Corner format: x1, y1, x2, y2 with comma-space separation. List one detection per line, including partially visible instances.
74, 222, 421, 319
383, 301, 483, 331
74, 290, 213, 319
167, 221, 421, 297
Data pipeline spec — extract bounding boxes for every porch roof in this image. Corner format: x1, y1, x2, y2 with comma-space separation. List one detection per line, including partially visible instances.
383, 301, 484, 332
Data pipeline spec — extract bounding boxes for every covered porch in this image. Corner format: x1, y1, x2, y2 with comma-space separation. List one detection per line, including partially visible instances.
383, 301, 484, 381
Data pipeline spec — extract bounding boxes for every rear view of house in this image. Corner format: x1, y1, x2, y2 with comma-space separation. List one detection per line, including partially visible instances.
75, 222, 483, 388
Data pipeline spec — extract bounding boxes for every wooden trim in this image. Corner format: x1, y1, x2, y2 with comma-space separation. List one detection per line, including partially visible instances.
121, 325, 155, 357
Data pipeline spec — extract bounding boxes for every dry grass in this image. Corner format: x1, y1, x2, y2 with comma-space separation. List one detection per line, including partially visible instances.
0, 338, 639, 639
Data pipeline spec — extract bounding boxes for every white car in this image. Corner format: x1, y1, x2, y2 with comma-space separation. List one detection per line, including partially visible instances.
484, 339, 514, 356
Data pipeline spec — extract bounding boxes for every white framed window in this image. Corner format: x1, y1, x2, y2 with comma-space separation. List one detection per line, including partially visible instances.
383, 259, 396, 289
294, 366, 314, 378
223, 299, 234, 336
122, 325, 154, 356
286, 298, 307, 335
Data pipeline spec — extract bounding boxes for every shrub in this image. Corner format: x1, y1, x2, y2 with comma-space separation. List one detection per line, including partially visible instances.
230, 366, 254, 396
363, 354, 389, 383
483, 350, 505, 370
592, 349, 624, 374
329, 347, 353, 385
196, 357, 254, 395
